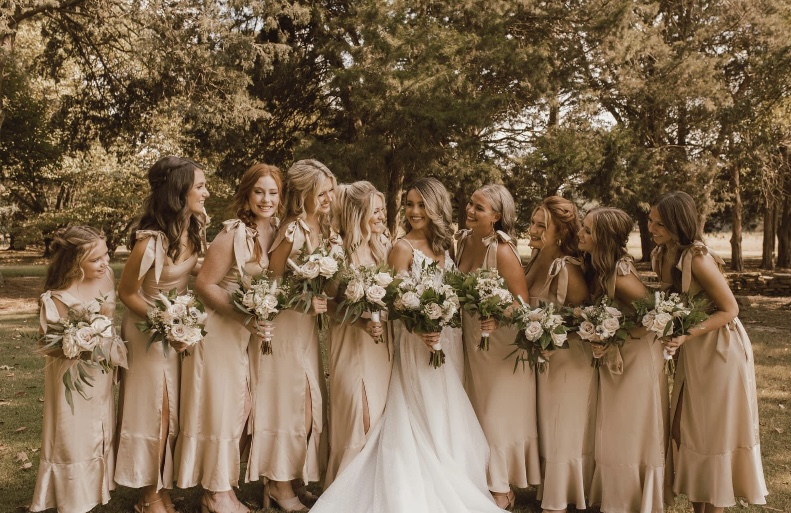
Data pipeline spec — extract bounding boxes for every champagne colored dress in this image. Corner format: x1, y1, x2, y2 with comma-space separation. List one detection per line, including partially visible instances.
455, 229, 541, 493
653, 242, 767, 507
31, 277, 122, 513
115, 230, 198, 490
325, 239, 394, 486
245, 219, 334, 484
526, 254, 597, 510
175, 219, 270, 491
588, 257, 669, 513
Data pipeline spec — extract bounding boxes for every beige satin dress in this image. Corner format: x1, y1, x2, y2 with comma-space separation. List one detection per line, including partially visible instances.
31, 279, 120, 513
175, 219, 271, 491
115, 230, 198, 490
527, 254, 597, 510
245, 219, 333, 484
654, 243, 767, 507
588, 257, 669, 513
456, 229, 541, 493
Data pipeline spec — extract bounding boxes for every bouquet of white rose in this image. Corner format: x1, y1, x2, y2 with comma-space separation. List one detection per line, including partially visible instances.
447, 268, 514, 351
39, 304, 126, 411
136, 289, 207, 358
568, 296, 632, 368
633, 290, 709, 375
335, 264, 402, 343
287, 244, 345, 331
390, 261, 460, 368
507, 300, 568, 373
232, 275, 289, 355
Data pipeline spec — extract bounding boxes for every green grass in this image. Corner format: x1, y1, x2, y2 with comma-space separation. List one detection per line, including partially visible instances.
0, 263, 126, 278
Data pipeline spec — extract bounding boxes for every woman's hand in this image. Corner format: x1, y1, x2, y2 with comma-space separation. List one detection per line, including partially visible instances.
420, 332, 442, 351
662, 334, 688, 356
480, 317, 497, 334
169, 339, 192, 353
590, 342, 607, 359
310, 296, 328, 316
359, 318, 384, 339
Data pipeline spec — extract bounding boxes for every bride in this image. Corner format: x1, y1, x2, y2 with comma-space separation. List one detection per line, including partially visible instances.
311, 177, 505, 513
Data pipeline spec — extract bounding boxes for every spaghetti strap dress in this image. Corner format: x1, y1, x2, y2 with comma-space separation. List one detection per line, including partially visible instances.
455, 229, 541, 493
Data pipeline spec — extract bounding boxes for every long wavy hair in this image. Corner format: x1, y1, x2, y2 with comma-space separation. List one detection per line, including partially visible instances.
129, 156, 205, 261
581, 207, 634, 299
334, 181, 388, 265
231, 163, 284, 262
475, 184, 517, 239
283, 159, 337, 239
533, 196, 581, 257
45, 226, 105, 291
401, 177, 454, 256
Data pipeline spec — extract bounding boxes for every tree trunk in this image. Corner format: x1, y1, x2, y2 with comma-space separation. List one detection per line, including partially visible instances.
730, 166, 743, 271
761, 197, 776, 270
456, 184, 468, 231
635, 209, 654, 262
386, 160, 405, 238
777, 193, 791, 268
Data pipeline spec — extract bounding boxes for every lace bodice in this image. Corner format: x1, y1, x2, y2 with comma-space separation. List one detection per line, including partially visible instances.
406, 243, 454, 279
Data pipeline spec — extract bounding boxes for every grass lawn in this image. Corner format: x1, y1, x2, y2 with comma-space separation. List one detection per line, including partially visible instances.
1, 250, 790, 513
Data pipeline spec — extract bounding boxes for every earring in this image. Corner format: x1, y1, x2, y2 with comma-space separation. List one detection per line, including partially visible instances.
556, 239, 561, 247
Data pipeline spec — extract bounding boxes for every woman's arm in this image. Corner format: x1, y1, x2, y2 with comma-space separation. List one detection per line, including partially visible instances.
117, 240, 151, 318
497, 243, 529, 303
387, 239, 413, 274
565, 265, 589, 307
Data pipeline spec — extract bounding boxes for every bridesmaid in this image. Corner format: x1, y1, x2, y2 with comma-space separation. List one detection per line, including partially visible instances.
31, 226, 119, 513
174, 164, 283, 513
578, 207, 669, 513
524, 196, 594, 513
246, 159, 339, 512
650, 191, 767, 513
115, 157, 210, 513
325, 181, 393, 486
455, 184, 540, 509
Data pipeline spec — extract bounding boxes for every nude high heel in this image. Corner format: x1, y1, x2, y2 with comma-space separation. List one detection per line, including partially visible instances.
134, 497, 163, 513
263, 479, 310, 512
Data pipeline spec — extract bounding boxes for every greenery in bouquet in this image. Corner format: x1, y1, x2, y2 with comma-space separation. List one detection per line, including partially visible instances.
136, 288, 207, 358
286, 243, 345, 331
633, 290, 710, 374
446, 268, 514, 350
232, 274, 290, 355
507, 300, 568, 373
335, 263, 402, 343
567, 296, 633, 368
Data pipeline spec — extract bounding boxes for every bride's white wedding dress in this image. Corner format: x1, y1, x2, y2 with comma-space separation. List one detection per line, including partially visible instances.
311, 246, 504, 513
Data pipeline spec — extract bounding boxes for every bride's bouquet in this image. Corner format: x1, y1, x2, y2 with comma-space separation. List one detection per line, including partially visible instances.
447, 268, 513, 350
232, 275, 289, 355
391, 261, 460, 368
287, 244, 344, 331
335, 264, 402, 343
633, 290, 709, 375
568, 296, 632, 368
507, 300, 568, 373
39, 303, 127, 411
136, 289, 207, 358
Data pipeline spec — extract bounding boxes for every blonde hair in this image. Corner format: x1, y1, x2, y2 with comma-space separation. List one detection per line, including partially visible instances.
475, 184, 517, 238
334, 181, 388, 265
532, 196, 581, 257
45, 226, 105, 290
283, 159, 337, 238
402, 177, 454, 256
581, 207, 633, 298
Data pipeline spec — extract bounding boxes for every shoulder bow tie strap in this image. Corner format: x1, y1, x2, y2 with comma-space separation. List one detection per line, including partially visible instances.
39, 291, 60, 332
676, 242, 725, 294
136, 230, 167, 283
606, 258, 637, 299
223, 219, 256, 275
547, 257, 576, 307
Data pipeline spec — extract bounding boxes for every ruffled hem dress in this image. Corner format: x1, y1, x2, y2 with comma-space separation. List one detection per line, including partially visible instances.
653, 242, 767, 507
115, 230, 198, 490
588, 257, 670, 513
31, 276, 125, 513
456, 229, 541, 493
526, 254, 597, 510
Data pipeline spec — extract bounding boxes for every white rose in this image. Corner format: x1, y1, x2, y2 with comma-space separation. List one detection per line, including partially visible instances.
373, 272, 393, 287
345, 279, 365, 302
175, 294, 193, 306
185, 326, 203, 346
604, 306, 623, 318
261, 294, 279, 312
523, 321, 544, 342
641, 312, 655, 329
300, 260, 321, 279
601, 317, 621, 336
169, 303, 188, 319
424, 302, 443, 320
90, 316, 113, 337
400, 291, 421, 310
317, 256, 338, 278
651, 312, 673, 335
495, 288, 513, 303
550, 329, 567, 347
75, 326, 98, 351
441, 300, 457, 322
61, 331, 81, 358
527, 308, 544, 322
365, 285, 387, 304
169, 324, 187, 342
577, 320, 596, 341
189, 307, 207, 325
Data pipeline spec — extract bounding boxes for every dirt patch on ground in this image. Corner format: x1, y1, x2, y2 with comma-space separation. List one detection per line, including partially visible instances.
0, 276, 44, 315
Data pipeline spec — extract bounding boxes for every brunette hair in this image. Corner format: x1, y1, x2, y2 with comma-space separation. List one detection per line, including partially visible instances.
129, 156, 205, 261
401, 177, 454, 256
283, 159, 337, 239
533, 196, 581, 257
45, 226, 105, 290
475, 184, 517, 239
334, 181, 388, 265
581, 207, 633, 298
231, 163, 284, 262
